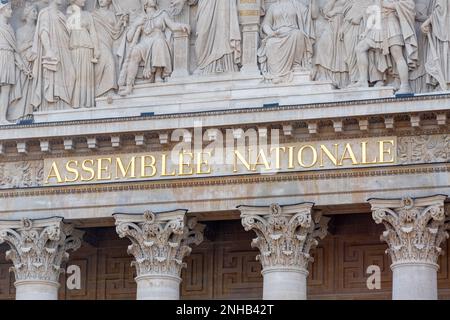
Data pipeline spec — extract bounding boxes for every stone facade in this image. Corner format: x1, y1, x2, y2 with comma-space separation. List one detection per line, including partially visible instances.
0, 0, 449, 301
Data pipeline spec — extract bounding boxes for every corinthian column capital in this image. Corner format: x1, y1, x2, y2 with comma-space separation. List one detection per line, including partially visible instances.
238, 203, 329, 271
114, 210, 205, 278
369, 195, 449, 265
0, 217, 84, 283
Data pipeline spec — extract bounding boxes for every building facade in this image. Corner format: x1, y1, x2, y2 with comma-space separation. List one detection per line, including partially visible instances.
0, 0, 449, 300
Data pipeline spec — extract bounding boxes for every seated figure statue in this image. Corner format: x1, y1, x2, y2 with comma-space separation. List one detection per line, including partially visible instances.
257, 0, 316, 83
118, 0, 190, 96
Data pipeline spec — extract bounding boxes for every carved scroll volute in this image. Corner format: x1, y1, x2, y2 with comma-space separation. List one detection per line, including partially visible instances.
0, 217, 83, 283
114, 210, 205, 278
239, 203, 329, 271
370, 195, 449, 265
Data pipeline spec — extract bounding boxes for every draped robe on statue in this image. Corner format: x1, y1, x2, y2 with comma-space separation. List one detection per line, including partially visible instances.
31, 7, 75, 111
342, 0, 370, 84
7, 22, 35, 121
92, 7, 123, 97
191, 0, 242, 74
409, 0, 431, 93
364, 0, 418, 78
0, 21, 22, 102
313, 0, 349, 88
258, 0, 313, 83
426, 0, 450, 87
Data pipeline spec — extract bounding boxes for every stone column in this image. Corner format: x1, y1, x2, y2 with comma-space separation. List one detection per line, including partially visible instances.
114, 210, 204, 300
0, 217, 83, 300
369, 195, 449, 300
238, 203, 329, 300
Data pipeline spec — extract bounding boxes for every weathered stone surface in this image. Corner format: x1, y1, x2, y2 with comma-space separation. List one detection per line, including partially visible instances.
369, 195, 449, 300
0, 0, 449, 123
114, 210, 204, 299
0, 217, 83, 300
239, 203, 329, 299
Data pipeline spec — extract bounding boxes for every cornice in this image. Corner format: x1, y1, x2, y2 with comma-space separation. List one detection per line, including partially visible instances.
0, 92, 449, 130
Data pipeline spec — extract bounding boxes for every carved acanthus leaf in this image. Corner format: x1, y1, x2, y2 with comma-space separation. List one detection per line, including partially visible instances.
240, 203, 329, 270
370, 196, 449, 265
0, 218, 83, 282
114, 210, 205, 277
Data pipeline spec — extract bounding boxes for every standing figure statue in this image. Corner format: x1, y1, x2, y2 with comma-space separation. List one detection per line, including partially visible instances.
351, 0, 418, 94
31, 0, 76, 111
8, 3, 38, 122
258, 0, 317, 83
313, 0, 349, 88
67, 0, 99, 108
92, 0, 128, 99
409, 0, 431, 93
340, 0, 371, 86
421, 0, 450, 91
0, 0, 29, 125
118, 0, 190, 96
170, 0, 242, 75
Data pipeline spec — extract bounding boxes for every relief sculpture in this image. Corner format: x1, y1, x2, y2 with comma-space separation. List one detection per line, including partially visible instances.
0, 0, 448, 121
118, 0, 189, 96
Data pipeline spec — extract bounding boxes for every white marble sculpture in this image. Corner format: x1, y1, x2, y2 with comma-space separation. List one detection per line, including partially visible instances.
0, 0, 449, 120
118, 0, 190, 96
257, 0, 316, 83
409, 0, 431, 93
31, 0, 76, 111
171, 0, 242, 75
313, 0, 349, 88
7, 2, 38, 122
67, 0, 99, 108
351, 0, 418, 94
92, 0, 128, 98
421, 0, 450, 91
340, 0, 372, 86
0, 0, 29, 125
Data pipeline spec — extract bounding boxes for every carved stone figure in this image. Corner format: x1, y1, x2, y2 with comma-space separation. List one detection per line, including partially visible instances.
67, 0, 99, 108
7, 3, 37, 121
35, 0, 50, 11
92, 0, 127, 98
351, 0, 418, 94
257, 0, 316, 83
118, 0, 189, 96
409, 0, 431, 93
313, 0, 349, 88
171, 0, 242, 75
340, 0, 371, 86
421, 0, 450, 91
31, 0, 76, 111
0, 0, 29, 125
